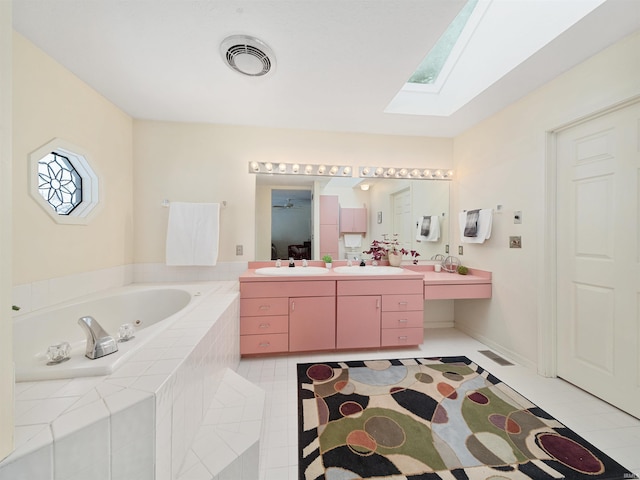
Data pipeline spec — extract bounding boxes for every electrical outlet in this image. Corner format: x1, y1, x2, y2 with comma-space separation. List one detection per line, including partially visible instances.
509, 236, 522, 248
236, 244, 243, 255
445, 244, 449, 254
458, 245, 463, 255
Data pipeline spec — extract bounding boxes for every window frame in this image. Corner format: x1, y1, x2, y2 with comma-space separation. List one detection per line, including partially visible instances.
28, 139, 100, 225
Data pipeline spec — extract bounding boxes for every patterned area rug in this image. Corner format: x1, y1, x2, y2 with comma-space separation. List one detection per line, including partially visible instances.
298, 356, 637, 480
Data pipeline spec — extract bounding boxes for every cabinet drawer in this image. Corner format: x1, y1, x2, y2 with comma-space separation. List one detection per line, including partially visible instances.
382, 294, 423, 312
338, 279, 423, 296
240, 315, 288, 335
241, 333, 289, 355
381, 311, 423, 329
241, 281, 335, 298
381, 327, 423, 347
424, 284, 492, 300
240, 297, 288, 316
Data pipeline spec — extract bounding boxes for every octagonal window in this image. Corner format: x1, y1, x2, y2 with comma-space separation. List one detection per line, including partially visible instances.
29, 139, 100, 225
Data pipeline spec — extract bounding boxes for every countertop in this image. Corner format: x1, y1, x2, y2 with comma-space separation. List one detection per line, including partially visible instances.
241, 262, 491, 284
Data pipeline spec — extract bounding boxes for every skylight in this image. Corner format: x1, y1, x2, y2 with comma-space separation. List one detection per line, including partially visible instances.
408, 0, 479, 85
385, 0, 607, 117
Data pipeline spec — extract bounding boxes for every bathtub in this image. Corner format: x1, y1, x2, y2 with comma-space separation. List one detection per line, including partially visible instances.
13, 283, 203, 381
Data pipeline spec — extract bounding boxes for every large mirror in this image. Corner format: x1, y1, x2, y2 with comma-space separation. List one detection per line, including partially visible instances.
255, 174, 450, 262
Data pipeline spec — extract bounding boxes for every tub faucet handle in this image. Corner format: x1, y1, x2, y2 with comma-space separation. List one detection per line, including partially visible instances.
78, 316, 118, 359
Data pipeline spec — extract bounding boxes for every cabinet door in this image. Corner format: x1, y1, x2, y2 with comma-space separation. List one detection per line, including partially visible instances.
320, 195, 339, 224
353, 208, 367, 233
289, 296, 336, 352
336, 295, 381, 349
320, 223, 339, 259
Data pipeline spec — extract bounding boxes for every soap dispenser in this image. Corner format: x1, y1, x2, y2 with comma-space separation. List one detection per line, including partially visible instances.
289, 257, 295, 268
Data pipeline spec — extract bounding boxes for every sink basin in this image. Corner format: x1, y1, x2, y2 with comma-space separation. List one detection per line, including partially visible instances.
333, 265, 404, 275
255, 266, 329, 276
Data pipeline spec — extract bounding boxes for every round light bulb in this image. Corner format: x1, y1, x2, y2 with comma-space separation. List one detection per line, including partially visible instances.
264, 162, 273, 172
292, 164, 300, 173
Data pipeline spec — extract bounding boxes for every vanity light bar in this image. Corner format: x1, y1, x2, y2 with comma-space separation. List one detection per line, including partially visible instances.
249, 161, 353, 177
359, 166, 454, 180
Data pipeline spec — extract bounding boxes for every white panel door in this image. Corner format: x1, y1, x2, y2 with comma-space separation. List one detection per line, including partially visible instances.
556, 101, 640, 418
392, 188, 412, 251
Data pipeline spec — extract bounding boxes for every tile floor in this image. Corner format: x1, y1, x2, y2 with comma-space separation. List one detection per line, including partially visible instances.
236, 328, 640, 480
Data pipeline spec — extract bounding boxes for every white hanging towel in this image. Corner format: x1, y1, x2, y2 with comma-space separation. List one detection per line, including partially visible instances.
343, 233, 362, 248
459, 209, 493, 244
166, 202, 220, 266
416, 216, 440, 242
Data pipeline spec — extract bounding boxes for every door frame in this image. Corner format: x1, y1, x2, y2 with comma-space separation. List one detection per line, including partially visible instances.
539, 94, 640, 378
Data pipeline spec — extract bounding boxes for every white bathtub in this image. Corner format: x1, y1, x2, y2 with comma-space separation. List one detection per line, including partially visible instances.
13, 284, 202, 381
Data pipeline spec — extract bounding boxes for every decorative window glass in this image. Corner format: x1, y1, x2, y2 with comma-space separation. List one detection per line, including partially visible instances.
29, 139, 100, 225
37, 152, 83, 215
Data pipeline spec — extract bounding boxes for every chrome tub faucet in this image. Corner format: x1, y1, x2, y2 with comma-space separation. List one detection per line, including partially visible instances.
78, 316, 119, 359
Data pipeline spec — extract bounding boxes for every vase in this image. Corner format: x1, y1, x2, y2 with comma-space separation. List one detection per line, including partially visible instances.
388, 252, 402, 267
325, 262, 332, 269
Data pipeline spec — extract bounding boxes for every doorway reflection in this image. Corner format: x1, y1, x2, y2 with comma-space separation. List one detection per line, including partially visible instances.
271, 189, 312, 260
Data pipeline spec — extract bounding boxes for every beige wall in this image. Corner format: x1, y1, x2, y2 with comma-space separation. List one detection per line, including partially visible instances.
12, 32, 133, 286
452, 31, 640, 368
133, 120, 452, 263
1, 1, 14, 462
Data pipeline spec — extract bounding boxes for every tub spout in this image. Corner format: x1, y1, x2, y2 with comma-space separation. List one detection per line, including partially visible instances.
78, 316, 118, 359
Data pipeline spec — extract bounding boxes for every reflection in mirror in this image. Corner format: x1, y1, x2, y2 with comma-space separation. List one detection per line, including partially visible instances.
255, 174, 450, 262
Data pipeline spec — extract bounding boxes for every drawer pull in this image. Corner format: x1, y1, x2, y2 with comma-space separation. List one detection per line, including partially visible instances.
398, 301, 409, 306
258, 342, 271, 348
376, 299, 380, 309
259, 323, 271, 329
398, 336, 408, 341
259, 305, 271, 310
398, 318, 408, 323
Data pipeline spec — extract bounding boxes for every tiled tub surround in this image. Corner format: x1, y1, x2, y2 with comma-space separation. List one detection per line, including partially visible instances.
1, 281, 254, 480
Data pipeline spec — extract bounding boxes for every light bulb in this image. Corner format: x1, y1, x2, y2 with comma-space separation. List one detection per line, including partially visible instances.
292, 164, 300, 173
329, 166, 339, 175
317, 165, 326, 174
375, 167, 384, 176
305, 165, 313, 174
264, 162, 273, 172
343, 166, 351, 175
278, 163, 287, 173
250, 161, 259, 172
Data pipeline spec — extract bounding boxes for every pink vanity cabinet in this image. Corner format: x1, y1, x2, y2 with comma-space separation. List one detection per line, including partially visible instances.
240, 280, 336, 355
336, 279, 424, 349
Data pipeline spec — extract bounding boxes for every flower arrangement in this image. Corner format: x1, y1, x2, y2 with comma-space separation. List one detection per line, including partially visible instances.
363, 234, 420, 264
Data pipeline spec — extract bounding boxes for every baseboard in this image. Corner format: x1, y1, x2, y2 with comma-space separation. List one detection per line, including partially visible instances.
424, 321, 455, 329
454, 323, 536, 370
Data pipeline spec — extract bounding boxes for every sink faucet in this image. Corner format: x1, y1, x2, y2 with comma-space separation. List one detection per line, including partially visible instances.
302, 259, 308, 267
78, 316, 118, 359
289, 257, 295, 267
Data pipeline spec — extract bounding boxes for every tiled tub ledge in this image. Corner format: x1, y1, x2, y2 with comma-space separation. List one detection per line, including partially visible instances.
0, 281, 260, 480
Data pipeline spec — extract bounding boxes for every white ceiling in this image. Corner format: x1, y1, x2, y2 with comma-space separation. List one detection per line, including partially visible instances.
12, 0, 640, 138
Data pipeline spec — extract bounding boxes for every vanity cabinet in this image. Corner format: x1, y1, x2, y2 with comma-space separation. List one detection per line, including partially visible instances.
240, 280, 335, 355
339, 207, 367, 233
336, 279, 424, 349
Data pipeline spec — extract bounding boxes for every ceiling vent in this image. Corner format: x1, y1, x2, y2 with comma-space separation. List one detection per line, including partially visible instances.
220, 35, 275, 77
